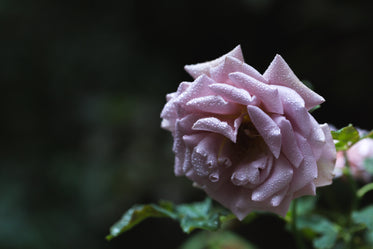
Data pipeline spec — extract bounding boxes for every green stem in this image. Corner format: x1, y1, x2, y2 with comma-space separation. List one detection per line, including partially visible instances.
357, 182, 373, 199
343, 151, 358, 248
343, 151, 359, 210
291, 199, 306, 249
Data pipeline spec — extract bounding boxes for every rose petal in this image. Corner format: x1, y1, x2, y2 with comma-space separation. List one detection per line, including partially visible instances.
240, 60, 267, 82
269, 194, 293, 217
273, 116, 303, 167
192, 117, 236, 142
186, 95, 240, 114
263, 54, 325, 110
176, 75, 215, 106
290, 133, 318, 192
231, 154, 268, 186
247, 105, 282, 158
161, 119, 174, 132
333, 151, 345, 178
270, 186, 289, 207
232, 189, 293, 219
251, 155, 293, 202
276, 85, 312, 137
293, 182, 316, 199
209, 56, 242, 83
347, 138, 373, 168
233, 115, 243, 139
258, 154, 274, 184
314, 124, 337, 187
210, 56, 266, 83
182, 133, 206, 147
175, 113, 204, 134
182, 147, 193, 175
209, 83, 254, 105
184, 45, 244, 79
307, 115, 326, 160
162, 82, 191, 115
172, 115, 205, 175
173, 120, 204, 175
229, 72, 283, 114
191, 134, 221, 176
174, 156, 183, 176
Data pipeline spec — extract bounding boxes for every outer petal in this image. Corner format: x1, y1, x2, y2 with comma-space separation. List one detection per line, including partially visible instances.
176, 75, 215, 105
173, 116, 204, 175
307, 115, 326, 161
173, 133, 188, 176
160, 82, 192, 131
186, 95, 240, 115
161, 119, 174, 132
293, 182, 316, 199
247, 105, 282, 158
210, 56, 266, 83
184, 45, 244, 79
314, 124, 337, 187
290, 133, 318, 192
276, 85, 312, 137
263, 54, 325, 110
175, 113, 204, 135
229, 72, 283, 114
209, 83, 254, 105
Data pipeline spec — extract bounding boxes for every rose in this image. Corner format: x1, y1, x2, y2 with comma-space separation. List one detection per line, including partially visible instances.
334, 137, 373, 182
160, 45, 336, 220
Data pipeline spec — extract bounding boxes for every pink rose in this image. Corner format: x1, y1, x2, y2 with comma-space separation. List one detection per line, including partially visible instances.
334, 138, 373, 182
160, 45, 336, 220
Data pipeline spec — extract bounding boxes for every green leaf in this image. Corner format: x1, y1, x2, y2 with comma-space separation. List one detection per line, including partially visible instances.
179, 230, 257, 249
331, 124, 360, 151
106, 203, 177, 240
285, 197, 316, 223
297, 196, 316, 216
352, 205, 373, 230
366, 229, 373, 246
106, 198, 233, 240
297, 215, 339, 249
176, 198, 224, 233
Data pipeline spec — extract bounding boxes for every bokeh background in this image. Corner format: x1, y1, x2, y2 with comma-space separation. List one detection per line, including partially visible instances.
1, 0, 373, 248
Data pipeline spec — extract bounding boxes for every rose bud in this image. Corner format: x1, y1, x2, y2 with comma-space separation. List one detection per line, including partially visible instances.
334, 137, 373, 182
161, 45, 336, 220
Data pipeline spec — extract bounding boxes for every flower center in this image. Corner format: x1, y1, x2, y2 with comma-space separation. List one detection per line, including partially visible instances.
235, 115, 266, 157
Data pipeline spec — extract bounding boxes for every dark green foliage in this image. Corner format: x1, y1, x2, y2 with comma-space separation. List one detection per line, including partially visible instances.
107, 198, 232, 240
179, 230, 257, 249
332, 124, 360, 151
352, 205, 373, 231
297, 215, 339, 249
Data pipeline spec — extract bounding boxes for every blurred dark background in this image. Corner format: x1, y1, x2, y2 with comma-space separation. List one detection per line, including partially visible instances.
1, 0, 373, 248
